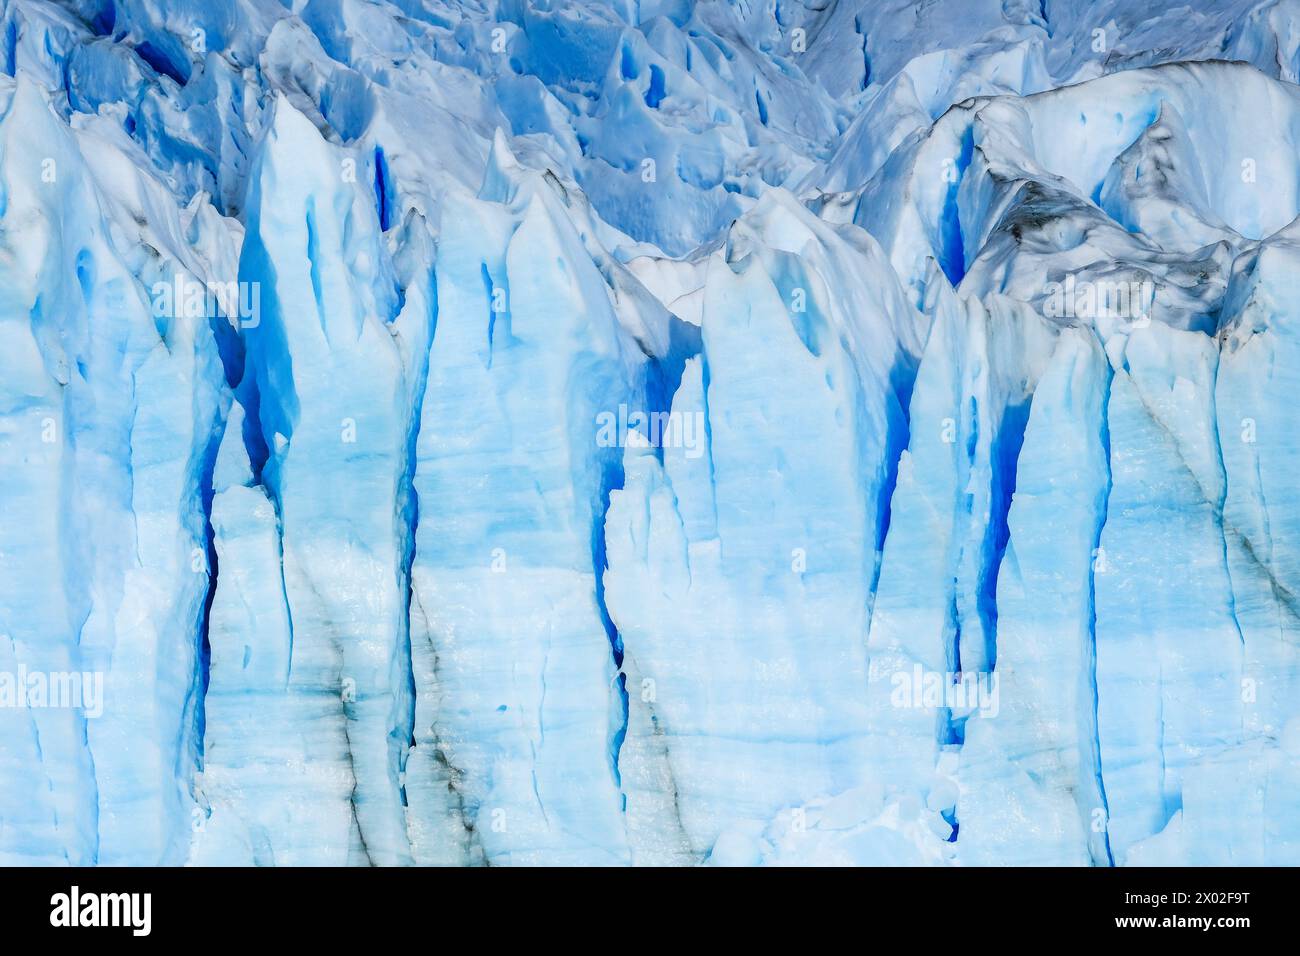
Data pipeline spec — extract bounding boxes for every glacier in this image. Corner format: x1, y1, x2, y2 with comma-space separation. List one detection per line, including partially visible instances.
0, 0, 1296, 866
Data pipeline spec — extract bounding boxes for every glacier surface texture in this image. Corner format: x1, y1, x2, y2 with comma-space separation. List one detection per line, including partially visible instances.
0, 0, 1298, 866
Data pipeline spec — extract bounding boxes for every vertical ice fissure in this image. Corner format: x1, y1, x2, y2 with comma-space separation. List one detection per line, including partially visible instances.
1086, 359, 1116, 867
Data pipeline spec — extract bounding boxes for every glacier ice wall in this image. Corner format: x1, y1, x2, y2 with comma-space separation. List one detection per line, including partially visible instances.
0, 0, 1298, 865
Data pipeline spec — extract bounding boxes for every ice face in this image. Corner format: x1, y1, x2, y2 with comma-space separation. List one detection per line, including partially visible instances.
0, 0, 1298, 865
